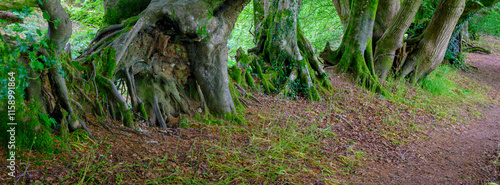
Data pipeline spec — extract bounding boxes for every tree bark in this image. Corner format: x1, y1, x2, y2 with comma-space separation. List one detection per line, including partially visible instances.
243, 0, 332, 100
372, 0, 400, 46
37, 0, 83, 131
77, 0, 251, 129
331, 0, 350, 32
399, 0, 465, 82
321, 0, 382, 91
253, 0, 270, 34
374, 0, 422, 81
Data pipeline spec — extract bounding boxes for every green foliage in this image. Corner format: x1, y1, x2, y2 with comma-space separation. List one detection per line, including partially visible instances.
0, 99, 57, 154
300, 0, 343, 50
69, 25, 98, 58
64, 0, 105, 27
469, 3, 500, 36
415, 0, 438, 24
0, 7, 75, 154
227, 1, 254, 59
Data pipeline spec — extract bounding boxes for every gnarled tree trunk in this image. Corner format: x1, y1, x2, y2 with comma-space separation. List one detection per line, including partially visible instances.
321, 0, 382, 91
241, 0, 332, 100
399, 0, 466, 82
35, 0, 85, 132
374, 0, 422, 81
77, 0, 250, 129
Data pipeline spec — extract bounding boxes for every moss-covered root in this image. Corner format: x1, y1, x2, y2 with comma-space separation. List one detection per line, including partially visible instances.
96, 75, 135, 128
337, 46, 384, 94
279, 67, 298, 98
298, 60, 321, 101
253, 63, 276, 93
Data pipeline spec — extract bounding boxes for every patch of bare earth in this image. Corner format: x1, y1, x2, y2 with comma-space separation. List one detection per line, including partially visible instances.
356, 35, 500, 184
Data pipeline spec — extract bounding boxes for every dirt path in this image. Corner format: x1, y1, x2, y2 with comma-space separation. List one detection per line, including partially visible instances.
359, 36, 500, 184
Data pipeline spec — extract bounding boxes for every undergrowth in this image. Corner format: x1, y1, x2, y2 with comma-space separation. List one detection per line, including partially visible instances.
470, 3, 500, 36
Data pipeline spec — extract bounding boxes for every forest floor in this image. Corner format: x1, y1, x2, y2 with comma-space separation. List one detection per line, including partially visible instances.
355, 36, 500, 184
1, 36, 500, 184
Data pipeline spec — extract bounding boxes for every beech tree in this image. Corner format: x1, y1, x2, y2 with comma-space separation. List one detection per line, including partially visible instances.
234, 0, 332, 100
2, 0, 251, 131
321, 0, 470, 88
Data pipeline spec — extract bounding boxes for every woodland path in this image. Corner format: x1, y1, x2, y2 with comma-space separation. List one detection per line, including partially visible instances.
360, 36, 500, 184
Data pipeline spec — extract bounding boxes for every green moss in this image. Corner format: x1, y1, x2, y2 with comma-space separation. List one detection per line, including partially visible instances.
0, 98, 56, 154
229, 65, 243, 85
140, 103, 148, 120
228, 77, 244, 108
254, 63, 276, 93
368, 0, 379, 20
96, 75, 135, 128
103, 0, 151, 25
97, 47, 117, 79
308, 86, 321, 101
245, 69, 256, 88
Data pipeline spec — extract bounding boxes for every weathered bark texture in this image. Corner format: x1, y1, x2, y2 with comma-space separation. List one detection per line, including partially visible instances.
76, 0, 250, 129
374, 0, 422, 80
372, 0, 400, 46
331, 0, 350, 31
321, 0, 382, 91
253, 0, 270, 34
399, 0, 466, 82
242, 0, 332, 100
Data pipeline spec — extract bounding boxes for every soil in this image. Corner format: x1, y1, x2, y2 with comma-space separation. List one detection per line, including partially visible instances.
356, 35, 500, 184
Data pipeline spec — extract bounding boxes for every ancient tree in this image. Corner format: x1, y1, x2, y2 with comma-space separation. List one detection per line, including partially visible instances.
235, 0, 332, 100
2, 0, 252, 133
76, 0, 252, 129
321, 0, 382, 91
322, 0, 471, 88
398, 0, 466, 82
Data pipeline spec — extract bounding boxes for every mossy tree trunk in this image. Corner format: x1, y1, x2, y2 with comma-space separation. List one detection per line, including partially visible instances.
372, 0, 400, 46
33, 0, 84, 131
74, 0, 250, 129
320, 0, 382, 91
239, 0, 332, 100
399, 0, 465, 82
373, 0, 422, 81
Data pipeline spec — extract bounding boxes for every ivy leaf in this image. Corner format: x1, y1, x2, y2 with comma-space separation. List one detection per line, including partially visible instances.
21, 5, 32, 18
36, 29, 42, 36
42, 11, 50, 21
28, 52, 37, 62
31, 60, 44, 71
58, 68, 67, 79
26, 33, 34, 42
18, 43, 29, 53
54, 18, 61, 29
